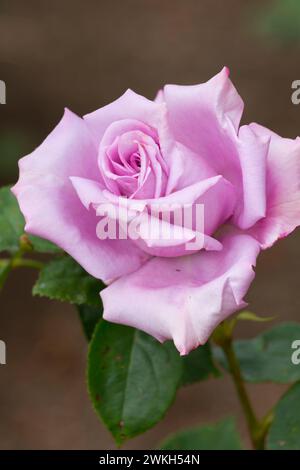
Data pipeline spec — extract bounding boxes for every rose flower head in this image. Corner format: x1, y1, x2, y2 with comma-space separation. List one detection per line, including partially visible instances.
12, 68, 300, 354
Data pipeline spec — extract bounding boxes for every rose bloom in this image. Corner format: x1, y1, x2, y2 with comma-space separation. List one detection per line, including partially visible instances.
12, 68, 300, 354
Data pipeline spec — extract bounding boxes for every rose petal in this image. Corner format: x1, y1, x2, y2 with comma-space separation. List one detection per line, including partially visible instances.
84, 89, 160, 146
102, 231, 260, 355
154, 89, 164, 103
162, 67, 244, 190
12, 109, 148, 283
132, 215, 223, 257
132, 174, 236, 256
233, 124, 269, 229
247, 123, 300, 248
157, 112, 216, 192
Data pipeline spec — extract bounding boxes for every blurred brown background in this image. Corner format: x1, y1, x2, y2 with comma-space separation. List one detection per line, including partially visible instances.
0, 0, 300, 449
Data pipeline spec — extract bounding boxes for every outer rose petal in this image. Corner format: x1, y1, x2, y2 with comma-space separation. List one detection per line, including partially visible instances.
101, 232, 260, 355
11, 109, 148, 283
154, 89, 164, 103
248, 123, 300, 248
84, 89, 160, 146
233, 124, 269, 229
162, 67, 244, 188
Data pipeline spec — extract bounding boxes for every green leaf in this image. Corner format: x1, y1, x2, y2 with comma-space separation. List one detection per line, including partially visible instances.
88, 321, 182, 444
267, 382, 300, 449
181, 343, 220, 386
160, 417, 242, 450
0, 186, 24, 253
213, 322, 300, 383
33, 256, 104, 307
77, 304, 102, 341
0, 186, 61, 255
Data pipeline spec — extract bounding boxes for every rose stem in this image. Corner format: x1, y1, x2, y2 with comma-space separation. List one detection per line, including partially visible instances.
214, 320, 273, 450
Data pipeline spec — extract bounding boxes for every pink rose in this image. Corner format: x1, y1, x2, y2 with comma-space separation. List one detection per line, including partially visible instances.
12, 68, 300, 354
